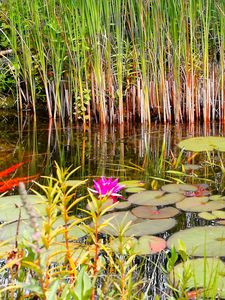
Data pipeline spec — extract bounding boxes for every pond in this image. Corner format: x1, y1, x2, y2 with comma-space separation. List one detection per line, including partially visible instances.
1, 115, 225, 299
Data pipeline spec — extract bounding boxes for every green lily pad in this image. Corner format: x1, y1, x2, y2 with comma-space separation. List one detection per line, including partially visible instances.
119, 180, 145, 188
169, 258, 225, 299
128, 190, 165, 205
125, 187, 146, 193
131, 206, 180, 219
161, 183, 198, 194
167, 226, 225, 256
210, 195, 225, 201
0, 194, 48, 222
198, 212, 215, 220
0, 194, 46, 206
0, 203, 46, 222
111, 235, 166, 255
176, 197, 225, 212
178, 136, 225, 152
212, 210, 225, 219
128, 191, 184, 206
0, 216, 87, 244
99, 211, 176, 236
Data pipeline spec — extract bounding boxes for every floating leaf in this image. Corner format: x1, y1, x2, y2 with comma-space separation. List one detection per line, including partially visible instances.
128, 191, 183, 206
176, 197, 225, 212
198, 212, 215, 220
128, 190, 165, 205
125, 187, 146, 193
114, 201, 131, 210
210, 195, 225, 201
0, 195, 49, 222
0, 203, 46, 222
131, 206, 180, 219
134, 236, 166, 255
111, 235, 166, 255
178, 136, 225, 152
0, 194, 46, 206
99, 211, 176, 236
212, 210, 225, 219
0, 216, 87, 244
161, 184, 198, 194
169, 258, 225, 299
167, 226, 225, 256
119, 180, 145, 188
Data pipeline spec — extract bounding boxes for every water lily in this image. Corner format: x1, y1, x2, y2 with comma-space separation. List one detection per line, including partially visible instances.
90, 176, 125, 201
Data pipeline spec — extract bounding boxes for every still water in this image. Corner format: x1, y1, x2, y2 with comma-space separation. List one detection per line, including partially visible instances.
1, 115, 224, 181
1, 115, 225, 298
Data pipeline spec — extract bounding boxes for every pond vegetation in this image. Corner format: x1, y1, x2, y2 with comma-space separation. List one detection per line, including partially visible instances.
0, 0, 224, 125
0, 0, 225, 298
0, 132, 225, 298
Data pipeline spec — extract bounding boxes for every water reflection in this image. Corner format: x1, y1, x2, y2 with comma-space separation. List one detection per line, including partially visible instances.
0, 117, 225, 181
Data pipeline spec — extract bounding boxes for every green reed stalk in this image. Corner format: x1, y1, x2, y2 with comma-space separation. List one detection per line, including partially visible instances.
3, 0, 225, 125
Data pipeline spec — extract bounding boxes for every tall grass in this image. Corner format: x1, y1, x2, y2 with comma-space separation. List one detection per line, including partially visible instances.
1, 0, 225, 124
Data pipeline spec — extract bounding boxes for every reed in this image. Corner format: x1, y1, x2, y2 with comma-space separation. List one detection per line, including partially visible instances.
1, 0, 224, 125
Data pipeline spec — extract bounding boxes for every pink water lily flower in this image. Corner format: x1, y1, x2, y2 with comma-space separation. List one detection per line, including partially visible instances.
90, 176, 125, 201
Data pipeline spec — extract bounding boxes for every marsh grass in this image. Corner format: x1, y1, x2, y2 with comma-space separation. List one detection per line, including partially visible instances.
0, 0, 224, 124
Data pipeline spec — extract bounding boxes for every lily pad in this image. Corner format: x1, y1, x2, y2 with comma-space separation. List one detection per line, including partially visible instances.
99, 212, 176, 236
111, 235, 166, 255
161, 184, 198, 194
210, 195, 225, 201
178, 136, 225, 152
125, 187, 146, 193
119, 180, 145, 188
198, 212, 215, 220
128, 191, 184, 206
128, 190, 165, 205
131, 206, 180, 219
176, 197, 225, 212
0, 216, 87, 244
167, 226, 225, 256
0, 203, 46, 222
169, 258, 225, 299
212, 210, 225, 219
0, 194, 46, 206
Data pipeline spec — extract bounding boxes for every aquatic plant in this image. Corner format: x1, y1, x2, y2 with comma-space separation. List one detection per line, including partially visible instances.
0, 164, 146, 299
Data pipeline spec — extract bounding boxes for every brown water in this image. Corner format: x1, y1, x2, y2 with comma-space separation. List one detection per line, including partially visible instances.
1, 115, 225, 181
1, 115, 225, 298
